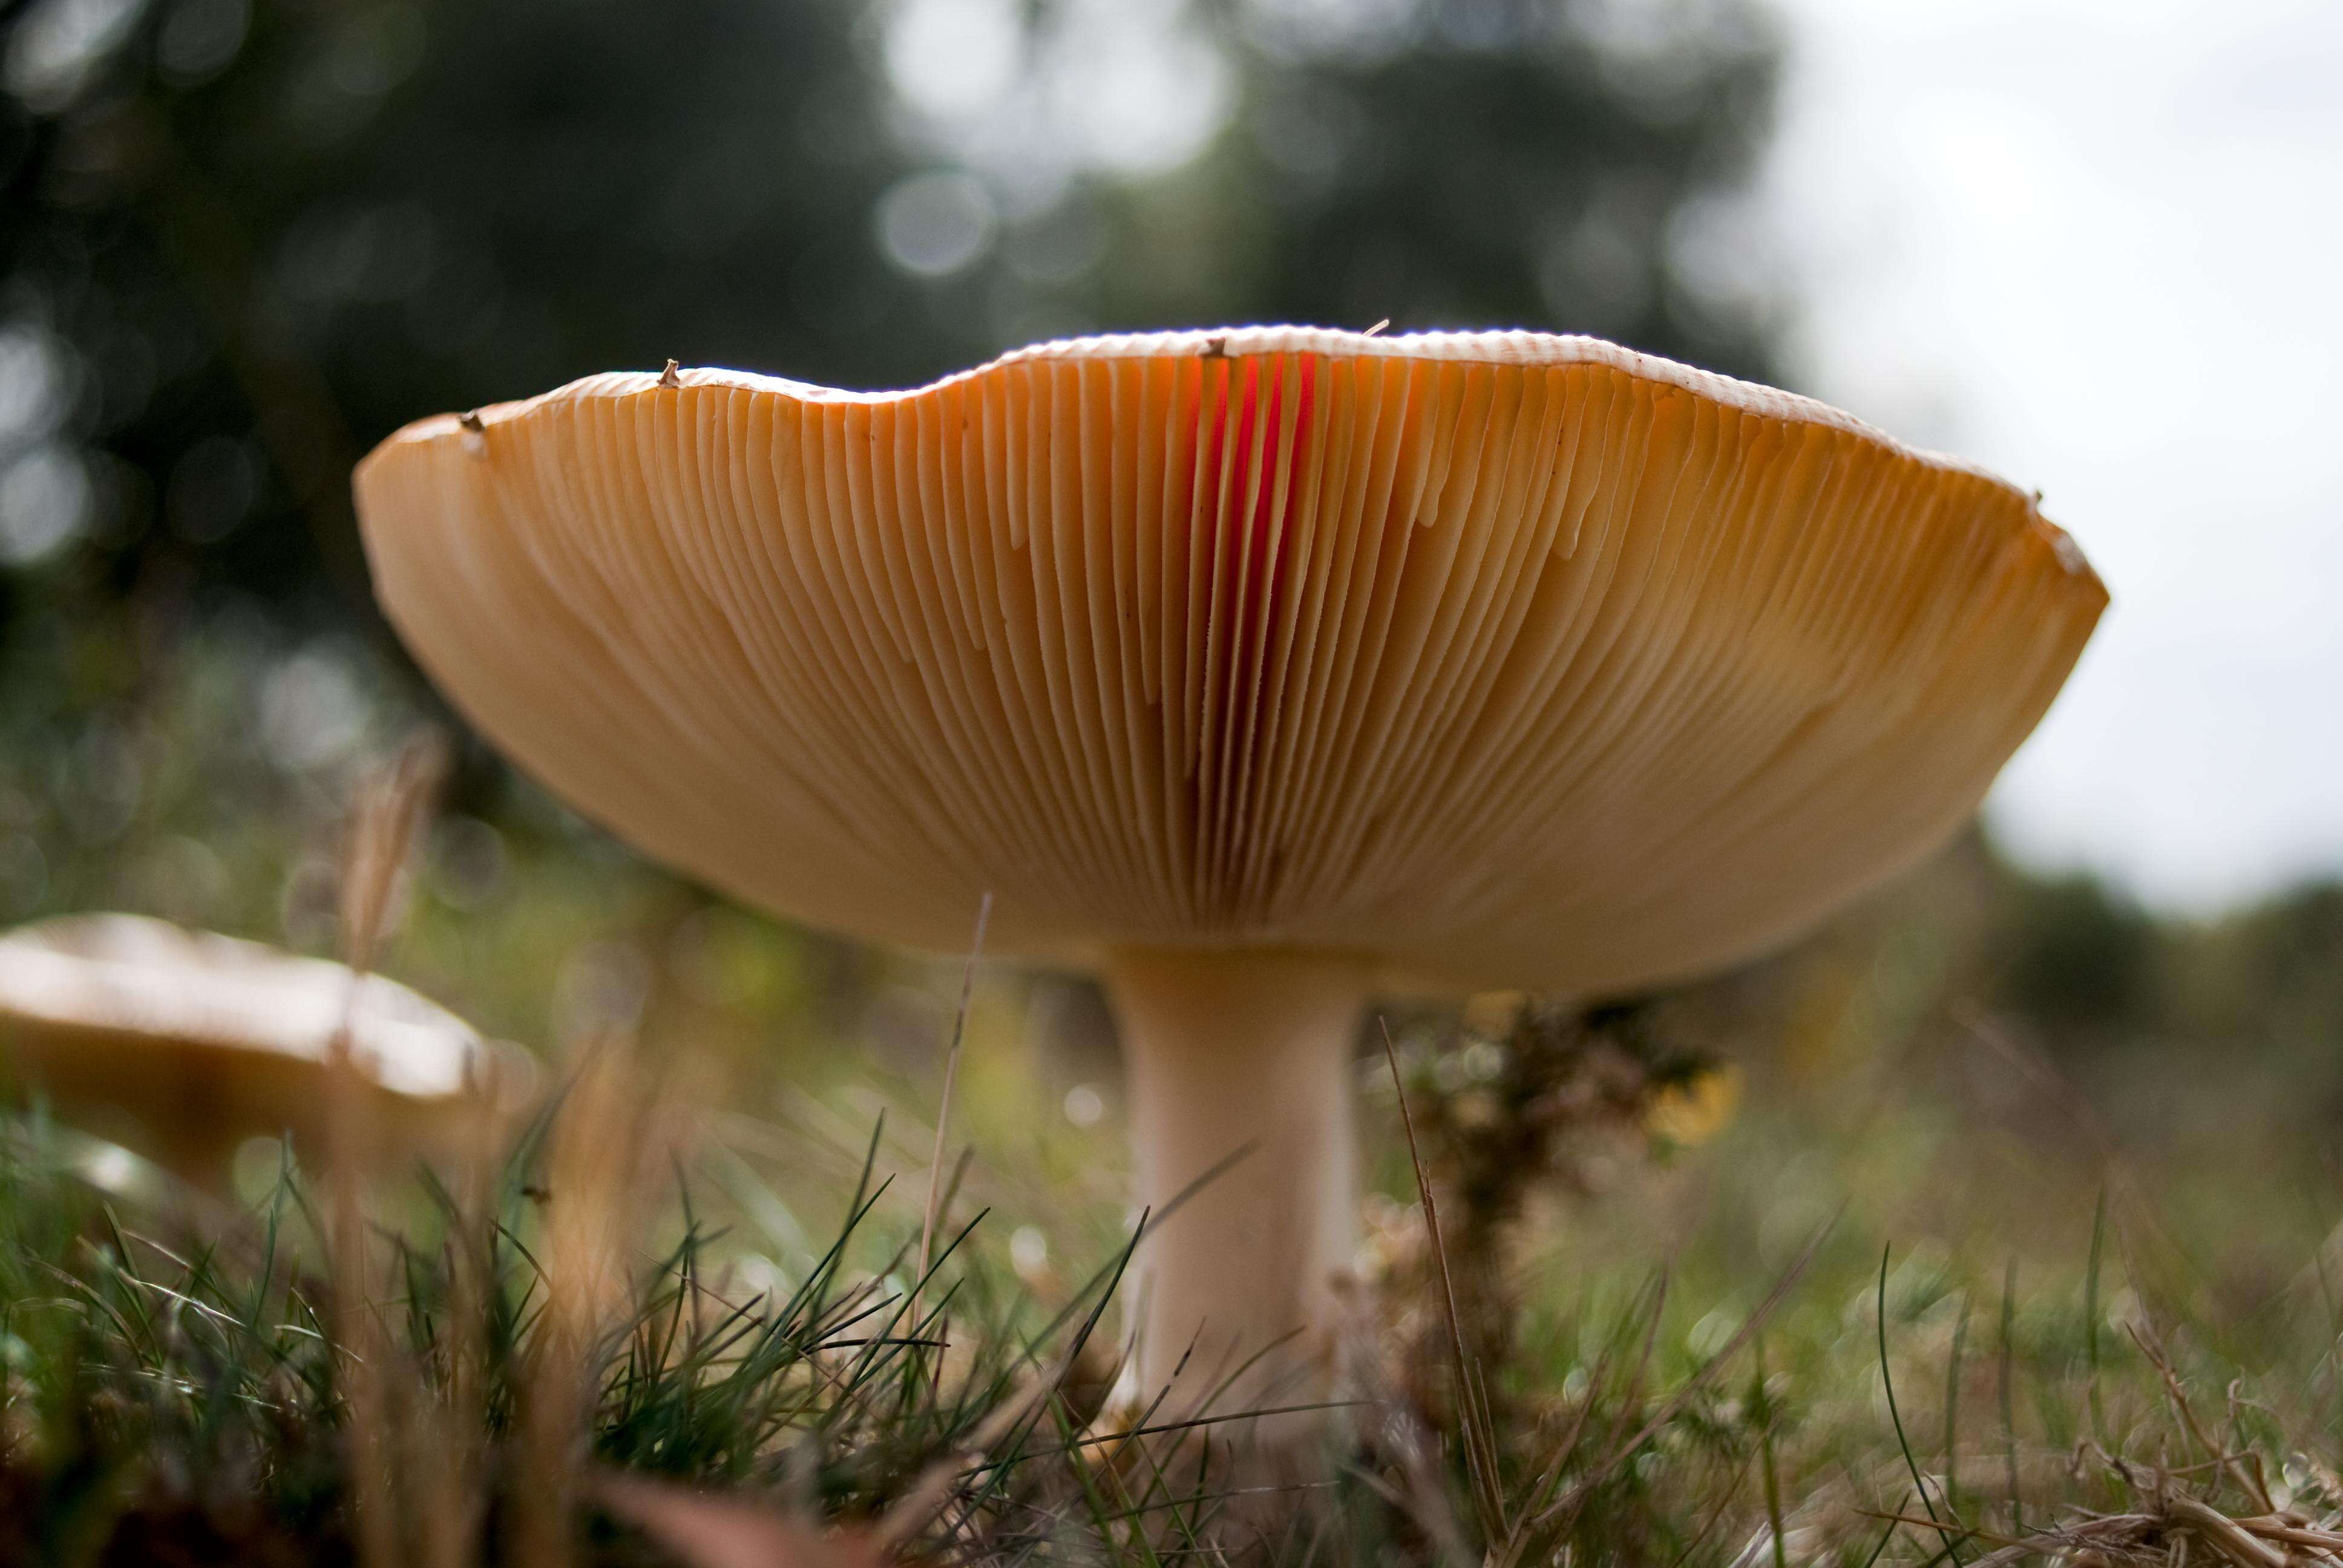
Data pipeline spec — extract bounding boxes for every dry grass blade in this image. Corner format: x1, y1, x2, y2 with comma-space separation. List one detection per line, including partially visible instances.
1923, 1448, 2343, 1568
2230, 1515, 2343, 1553
328, 731, 451, 1568
1378, 1016, 1506, 1541
2164, 1495, 2289, 1568
1956, 1513, 2161, 1568
599, 1474, 888, 1568
338, 730, 451, 977
513, 1040, 673, 1568
2128, 1319, 2272, 1512
1853, 1509, 2013, 1550
916, 891, 992, 1327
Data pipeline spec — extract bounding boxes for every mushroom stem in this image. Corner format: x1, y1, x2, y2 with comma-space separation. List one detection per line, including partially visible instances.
1102, 947, 1371, 1428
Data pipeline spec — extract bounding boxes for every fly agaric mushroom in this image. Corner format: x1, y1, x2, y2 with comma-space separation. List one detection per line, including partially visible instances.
353, 327, 2103, 1415
0, 913, 528, 1189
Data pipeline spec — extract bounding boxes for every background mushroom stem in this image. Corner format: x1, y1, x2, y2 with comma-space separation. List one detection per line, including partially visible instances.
1102, 948, 1372, 1428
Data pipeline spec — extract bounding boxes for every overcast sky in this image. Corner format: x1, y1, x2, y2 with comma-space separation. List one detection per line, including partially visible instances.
1760, 0, 2343, 910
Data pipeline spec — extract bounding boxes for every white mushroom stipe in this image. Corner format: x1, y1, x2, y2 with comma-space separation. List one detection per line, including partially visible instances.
354, 326, 2105, 1423
1107, 949, 1369, 1422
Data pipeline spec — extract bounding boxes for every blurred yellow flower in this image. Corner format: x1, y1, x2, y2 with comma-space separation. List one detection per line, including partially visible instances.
1647, 1063, 1743, 1148
1460, 990, 1527, 1038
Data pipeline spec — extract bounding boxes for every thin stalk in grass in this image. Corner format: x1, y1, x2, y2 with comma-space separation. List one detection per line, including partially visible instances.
2000, 1261, 2023, 1539
1029, 1400, 1363, 1462
1864, 1511, 1999, 1568
1943, 1294, 1969, 1522
916, 890, 991, 1331
1754, 1330, 1786, 1568
1861, 1489, 1913, 1568
1878, 1244, 1963, 1564
1378, 1017, 1505, 1539
1502, 1272, 1655, 1539
1663, 1450, 1760, 1568
1613, 1270, 1672, 1453
2315, 1242, 2343, 1468
2085, 1187, 2109, 1441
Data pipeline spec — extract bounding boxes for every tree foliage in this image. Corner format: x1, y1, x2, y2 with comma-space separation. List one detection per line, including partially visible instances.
0, 0, 1784, 649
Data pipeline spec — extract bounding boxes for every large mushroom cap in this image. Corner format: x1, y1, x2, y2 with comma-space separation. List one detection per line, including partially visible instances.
0, 914, 527, 1179
356, 328, 2103, 995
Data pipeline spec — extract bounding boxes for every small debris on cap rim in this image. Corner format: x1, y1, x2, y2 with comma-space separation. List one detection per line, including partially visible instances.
2047, 525, 2090, 576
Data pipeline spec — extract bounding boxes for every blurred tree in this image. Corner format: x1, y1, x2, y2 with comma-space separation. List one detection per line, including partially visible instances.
2234, 884, 2343, 1045
1979, 867, 2163, 1050
0, 0, 995, 649
1093, 0, 1785, 381
2, 0, 1788, 659
2174, 880, 2343, 1067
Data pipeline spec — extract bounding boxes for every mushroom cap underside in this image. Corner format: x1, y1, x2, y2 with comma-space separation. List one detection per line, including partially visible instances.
356, 327, 2105, 996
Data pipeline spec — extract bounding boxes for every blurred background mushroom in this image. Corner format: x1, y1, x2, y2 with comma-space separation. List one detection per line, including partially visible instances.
352, 329, 2101, 1422
0, 912, 532, 1192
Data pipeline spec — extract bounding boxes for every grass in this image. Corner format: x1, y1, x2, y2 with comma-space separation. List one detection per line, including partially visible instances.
7, 984, 2343, 1567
